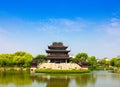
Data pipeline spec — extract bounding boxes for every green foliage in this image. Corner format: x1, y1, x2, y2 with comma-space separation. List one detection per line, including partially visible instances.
76, 52, 88, 61
0, 69, 32, 85
110, 58, 117, 66
115, 58, 120, 67
87, 56, 97, 70
87, 56, 97, 65
0, 51, 33, 67
74, 52, 88, 65
99, 59, 106, 65
34, 54, 46, 63
105, 67, 114, 70
0, 50, 120, 71
70, 57, 76, 63
13, 51, 33, 67
98, 58, 110, 67
35, 69, 90, 74
95, 66, 104, 70
0, 54, 13, 67
109, 57, 120, 68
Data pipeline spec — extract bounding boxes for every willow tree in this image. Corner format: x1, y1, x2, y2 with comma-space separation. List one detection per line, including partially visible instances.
34, 54, 46, 64
87, 56, 97, 70
0, 54, 13, 67
13, 51, 33, 67
75, 52, 88, 66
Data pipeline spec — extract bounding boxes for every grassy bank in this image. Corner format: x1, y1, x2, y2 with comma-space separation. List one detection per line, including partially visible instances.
112, 68, 120, 73
0, 67, 30, 73
35, 69, 90, 74
88, 66, 114, 71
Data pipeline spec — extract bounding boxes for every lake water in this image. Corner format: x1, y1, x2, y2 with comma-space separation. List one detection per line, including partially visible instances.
0, 71, 120, 87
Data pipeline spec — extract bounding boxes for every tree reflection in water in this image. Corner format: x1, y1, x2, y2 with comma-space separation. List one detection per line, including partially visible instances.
46, 76, 70, 87
1, 71, 120, 87
0, 71, 97, 87
0, 72, 32, 86
74, 73, 96, 87
31, 74, 70, 87
32, 73, 97, 87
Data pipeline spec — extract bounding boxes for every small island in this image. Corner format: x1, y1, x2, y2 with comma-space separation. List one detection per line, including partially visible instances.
34, 42, 89, 73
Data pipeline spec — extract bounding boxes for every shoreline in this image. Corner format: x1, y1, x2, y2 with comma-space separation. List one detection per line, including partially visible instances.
35, 69, 90, 74
0, 67, 30, 73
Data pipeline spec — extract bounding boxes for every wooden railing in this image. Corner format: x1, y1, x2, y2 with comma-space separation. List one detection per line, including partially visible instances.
47, 55, 69, 57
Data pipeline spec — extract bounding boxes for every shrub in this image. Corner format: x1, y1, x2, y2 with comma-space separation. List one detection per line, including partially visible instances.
35, 69, 90, 74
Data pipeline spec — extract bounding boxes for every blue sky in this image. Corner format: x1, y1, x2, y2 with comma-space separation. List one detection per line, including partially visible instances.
0, 0, 120, 58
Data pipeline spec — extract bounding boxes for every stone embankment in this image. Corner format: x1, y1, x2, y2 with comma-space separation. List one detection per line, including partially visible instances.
38, 63, 82, 70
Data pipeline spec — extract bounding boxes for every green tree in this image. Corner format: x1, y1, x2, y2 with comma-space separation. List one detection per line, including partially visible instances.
0, 54, 13, 67
34, 54, 46, 64
98, 58, 110, 68
76, 53, 88, 61
87, 56, 97, 70
0, 57, 4, 67
70, 57, 76, 63
110, 58, 117, 66
75, 52, 88, 65
115, 58, 120, 67
99, 59, 106, 66
13, 51, 33, 67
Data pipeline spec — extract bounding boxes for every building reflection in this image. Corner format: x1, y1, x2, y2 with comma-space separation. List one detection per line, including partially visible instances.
31, 74, 70, 87
46, 76, 70, 87
32, 73, 97, 87
0, 71, 97, 87
1, 71, 120, 87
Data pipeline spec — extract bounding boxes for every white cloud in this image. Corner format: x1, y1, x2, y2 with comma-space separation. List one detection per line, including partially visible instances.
92, 18, 120, 58
0, 18, 92, 56
1, 17, 120, 58
99, 18, 120, 36
0, 18, 89, 35
35, 18, 88, 33
0, 27, 9, 36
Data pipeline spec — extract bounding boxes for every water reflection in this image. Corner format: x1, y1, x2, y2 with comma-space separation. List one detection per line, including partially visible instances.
31, 73, 97, 87
74, 73, 96, 87
0, 71, 120, 87
0, 72, 32, 86
46, 76, 70, 87
31, 74, 70, 87
92, 71, 120, 82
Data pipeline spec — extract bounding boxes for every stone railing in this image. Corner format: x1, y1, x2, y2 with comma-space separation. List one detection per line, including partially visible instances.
38, 63, 81, 70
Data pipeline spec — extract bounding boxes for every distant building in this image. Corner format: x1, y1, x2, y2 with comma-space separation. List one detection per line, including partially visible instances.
46, 42, 70, 63
117, 55, 120, 58
104, 57, 110, 61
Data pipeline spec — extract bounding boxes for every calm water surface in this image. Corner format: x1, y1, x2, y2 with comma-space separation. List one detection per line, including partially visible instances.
0, 71, 120, 87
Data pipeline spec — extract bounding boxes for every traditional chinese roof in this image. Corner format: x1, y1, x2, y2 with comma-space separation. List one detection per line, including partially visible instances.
48, 42, 68, 48
46, 42, 70, 60
46, 50, 70, 53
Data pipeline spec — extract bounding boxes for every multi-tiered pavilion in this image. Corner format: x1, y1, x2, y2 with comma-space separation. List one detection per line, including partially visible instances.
46, 42, 70, 63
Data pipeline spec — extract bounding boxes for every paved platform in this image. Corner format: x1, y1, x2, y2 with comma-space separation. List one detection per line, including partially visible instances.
38, 63, 81, 70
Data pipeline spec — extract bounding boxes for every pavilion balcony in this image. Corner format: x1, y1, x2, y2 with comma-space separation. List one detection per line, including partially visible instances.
46, 55, 70, 59
47, 55, 69, 57
46, 50, 70, 53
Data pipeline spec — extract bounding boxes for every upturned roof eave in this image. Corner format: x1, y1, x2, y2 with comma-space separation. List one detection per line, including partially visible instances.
46, 50, 70, 53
